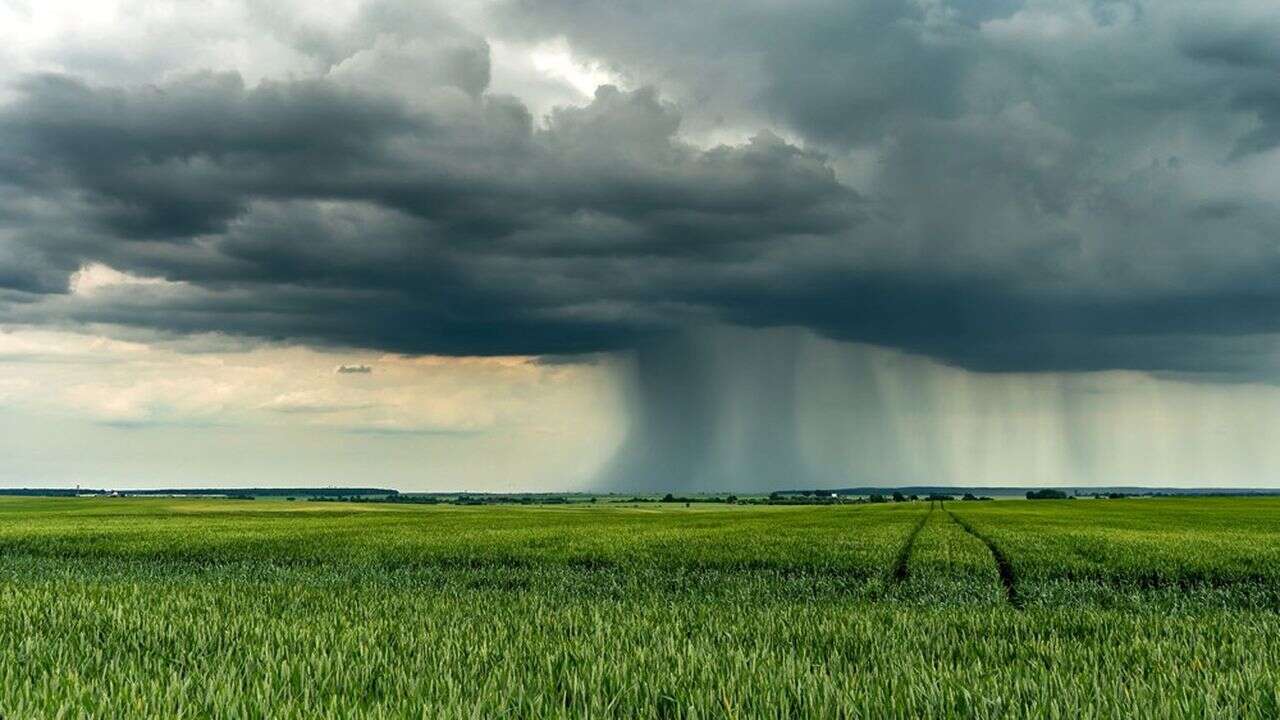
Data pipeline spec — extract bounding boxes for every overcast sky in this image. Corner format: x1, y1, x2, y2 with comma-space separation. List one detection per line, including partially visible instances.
3, 0, 1280, 490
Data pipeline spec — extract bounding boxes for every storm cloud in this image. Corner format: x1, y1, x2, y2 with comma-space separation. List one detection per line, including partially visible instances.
3, 0, 1280, 492
2, 0, 1280, 381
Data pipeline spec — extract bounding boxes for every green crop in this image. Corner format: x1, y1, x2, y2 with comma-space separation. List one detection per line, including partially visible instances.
948, 497, 1280, 607
0, 496, 1275, 718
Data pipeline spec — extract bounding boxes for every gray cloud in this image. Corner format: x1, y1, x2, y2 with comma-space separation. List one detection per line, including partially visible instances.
1, 0, 1279, 383
0, 68, 862, 356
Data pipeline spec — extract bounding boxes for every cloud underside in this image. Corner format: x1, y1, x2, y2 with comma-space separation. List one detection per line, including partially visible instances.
3, 0, 1280, 379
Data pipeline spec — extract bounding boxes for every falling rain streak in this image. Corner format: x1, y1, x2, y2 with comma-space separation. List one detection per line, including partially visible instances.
601, 326, 1280, 492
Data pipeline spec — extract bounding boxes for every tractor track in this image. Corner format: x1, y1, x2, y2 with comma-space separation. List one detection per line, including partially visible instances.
944, 505, 1021, 608
889, 502, 934, 583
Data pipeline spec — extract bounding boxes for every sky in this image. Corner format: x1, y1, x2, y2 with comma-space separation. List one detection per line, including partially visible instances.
2, 0, 1280, 491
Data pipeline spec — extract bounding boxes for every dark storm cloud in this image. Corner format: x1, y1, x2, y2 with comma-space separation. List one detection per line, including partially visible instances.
1, 72, 415, 237
3, 0, 1280, 379
0, 69, 860, 355
488, 0, 1280, 377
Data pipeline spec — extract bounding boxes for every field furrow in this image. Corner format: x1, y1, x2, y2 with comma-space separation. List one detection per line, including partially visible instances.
888, 502, 934, 583
891, 504, 1005, 605
944, 506, 1020, 607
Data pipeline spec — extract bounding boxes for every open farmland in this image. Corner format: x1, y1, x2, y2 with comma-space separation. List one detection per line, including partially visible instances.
0, 497, 1276, 718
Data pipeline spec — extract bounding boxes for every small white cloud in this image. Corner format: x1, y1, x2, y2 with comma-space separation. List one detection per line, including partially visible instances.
69, 263, 175, 296
335, 364, 372, 374
261, 390, 374, 414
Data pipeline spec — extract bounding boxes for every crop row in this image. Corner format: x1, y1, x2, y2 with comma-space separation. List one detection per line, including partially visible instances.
0, 555, 1276, 718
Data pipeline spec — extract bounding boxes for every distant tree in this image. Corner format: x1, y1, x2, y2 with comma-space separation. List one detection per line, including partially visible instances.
1026, 489, 1069, 500
909, 494, 919, 501
662, 493, 676, 503
962, 493, 979, 501
727, 495, 738, 504
868, 494, 888, 504
892, 491, 906, 503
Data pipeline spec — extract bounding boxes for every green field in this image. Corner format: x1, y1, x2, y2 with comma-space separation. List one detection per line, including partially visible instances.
0, 497, 1277, 718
